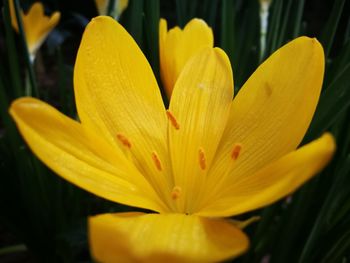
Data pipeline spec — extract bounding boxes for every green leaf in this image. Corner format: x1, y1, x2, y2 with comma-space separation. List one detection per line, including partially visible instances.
266, 0, 283, 54
175, 0, 187, 27
220, 0, 235, 65
107, 0, 116, 17
276, 0, 292, 47
121, 0, 144, 48
2, 0, 22, 98
292, 0, 305, 38
306, 62, 350, 140
321, 227, 350, 263
143, 0, 160, 79
319, 0, 346, 57
299, 155, 350, 262
233, 1, 260, 89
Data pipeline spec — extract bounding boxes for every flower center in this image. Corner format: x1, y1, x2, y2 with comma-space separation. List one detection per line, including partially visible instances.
116, 114, 244, 214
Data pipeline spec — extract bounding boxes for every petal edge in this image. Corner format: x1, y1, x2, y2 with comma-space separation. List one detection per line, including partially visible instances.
89, 212, 249, 262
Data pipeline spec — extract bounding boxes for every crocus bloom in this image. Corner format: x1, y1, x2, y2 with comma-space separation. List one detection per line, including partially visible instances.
159, 18, 213, 97
94, 0, 129, 18
10, 16, 335, 262
9, 0, 60, 61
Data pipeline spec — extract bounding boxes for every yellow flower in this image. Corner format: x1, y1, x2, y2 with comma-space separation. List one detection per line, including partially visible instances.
94, 0, 129, 18
9, 0, 60, 61
159, 18, 213, 97
10, 16, 335, 262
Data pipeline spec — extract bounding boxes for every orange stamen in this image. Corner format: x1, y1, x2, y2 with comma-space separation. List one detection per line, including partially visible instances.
166, 110, 180, 130
151, 152, 162, 171
171, 186, 182, 200
231, 144, 242, 160
198, 148, 206, 170
116, 133, 131, 148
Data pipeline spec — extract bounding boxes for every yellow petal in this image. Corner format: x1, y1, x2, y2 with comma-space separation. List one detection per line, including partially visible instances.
9, 97, 167, 213
203, 37, 325, 206
74, 16, 175, 210
159, 21, 181, 97
89, 212, 249, 263
159, 18, 213, 97
168, 48, 233, 214
24, 4, 60, 55
198, 133, 335, 217
10, 0, 60, 56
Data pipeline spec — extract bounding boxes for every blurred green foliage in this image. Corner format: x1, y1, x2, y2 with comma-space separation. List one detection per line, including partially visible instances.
0, 0, 349, 262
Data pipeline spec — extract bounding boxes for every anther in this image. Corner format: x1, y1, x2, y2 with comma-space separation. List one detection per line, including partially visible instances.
171, 186, 182, 200
231, 144, 242, 160
198, 148, 206, 170
151, 152, 162, 171
116, 133, 131, 148
166, 110, 180, 130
